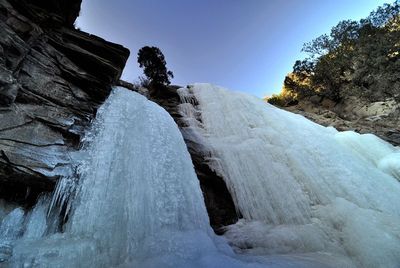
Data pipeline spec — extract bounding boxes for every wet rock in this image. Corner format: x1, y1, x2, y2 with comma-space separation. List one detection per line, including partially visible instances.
0, 67, 19, 106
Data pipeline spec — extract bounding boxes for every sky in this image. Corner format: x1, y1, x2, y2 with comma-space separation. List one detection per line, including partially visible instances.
76, 0, 391, 97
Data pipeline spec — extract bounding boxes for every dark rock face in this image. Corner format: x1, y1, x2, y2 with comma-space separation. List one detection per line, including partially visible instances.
148, 85, 239, 233
0, 0, 129, 204
8, 0, 81, 27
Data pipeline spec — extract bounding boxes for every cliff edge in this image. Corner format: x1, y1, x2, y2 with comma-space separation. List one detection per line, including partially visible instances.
0, 0, 130, 204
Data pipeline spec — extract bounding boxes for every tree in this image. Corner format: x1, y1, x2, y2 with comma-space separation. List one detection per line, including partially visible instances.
137, 46, 174, 86
302, 20, 359, 60
365, 0, 400, 28
270, 1, 400, 106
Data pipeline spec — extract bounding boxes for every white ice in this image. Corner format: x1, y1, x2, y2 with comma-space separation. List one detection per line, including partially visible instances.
0, 195, 54, 263
177, 83, 400, 268
2, 85, 399, 267
335, 131, 400, 180
6, 88, 311, 268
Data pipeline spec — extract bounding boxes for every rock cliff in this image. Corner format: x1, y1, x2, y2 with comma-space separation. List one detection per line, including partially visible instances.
0, 0, 129, 205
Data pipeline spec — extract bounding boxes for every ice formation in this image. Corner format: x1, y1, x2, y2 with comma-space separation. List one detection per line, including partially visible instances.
335, 131, 400, 180
0, 85, 399, 267
1, 88, 307, 268
177, 83, 400, 268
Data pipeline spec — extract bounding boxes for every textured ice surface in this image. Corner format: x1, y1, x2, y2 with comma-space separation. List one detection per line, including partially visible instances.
0, 208, 24, 262
178, 83, 400, 268
2, 85, 399, 267
6, 88, 307, 268
335, 131, 400, 180
63, 87, 217, 267
0, 195, 53, 263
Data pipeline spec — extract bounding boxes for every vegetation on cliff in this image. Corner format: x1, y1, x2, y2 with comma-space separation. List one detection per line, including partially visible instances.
268, 1, 400, 106
137, 46, 174, 86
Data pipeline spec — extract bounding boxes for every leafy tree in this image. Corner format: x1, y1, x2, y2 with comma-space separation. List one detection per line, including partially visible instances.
302, 20, 359, 60
137, 46, 174, 85
365, 1, 400, 28
302, 34, 332, 58
283, 72, 313, 97
270, 0, 400, 107
266, 85, 298, 106
293, 59, 314, 79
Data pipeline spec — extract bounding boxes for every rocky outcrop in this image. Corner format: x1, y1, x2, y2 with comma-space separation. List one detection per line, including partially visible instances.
283, 96, 400, 146
147, 85, 239, 233
8, 0, 82, 27
0, 0, 129, 204
117, 79, 149, 98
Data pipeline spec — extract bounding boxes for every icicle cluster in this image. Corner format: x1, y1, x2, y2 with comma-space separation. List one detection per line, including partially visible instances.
177, 83, 400, 268
2, 88, 291, 268
1, 85, 399, 268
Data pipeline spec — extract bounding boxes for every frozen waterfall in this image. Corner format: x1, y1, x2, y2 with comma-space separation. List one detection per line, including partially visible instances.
177, 83, 400, 268
0, 85, 399, 268
2, 88, 315, 268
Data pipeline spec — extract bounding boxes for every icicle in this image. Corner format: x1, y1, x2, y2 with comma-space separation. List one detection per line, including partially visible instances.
24, 195, 52, 239
177, 86, 198, 105
48, 175, 78, 221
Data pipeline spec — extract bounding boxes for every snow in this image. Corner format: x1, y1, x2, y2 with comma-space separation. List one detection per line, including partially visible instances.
177, 83, 400, 268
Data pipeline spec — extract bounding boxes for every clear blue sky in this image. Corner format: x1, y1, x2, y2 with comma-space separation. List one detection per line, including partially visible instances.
77, 0, 391, 97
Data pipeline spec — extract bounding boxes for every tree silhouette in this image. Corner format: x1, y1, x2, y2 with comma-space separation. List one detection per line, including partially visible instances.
137, 46, 174, 86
